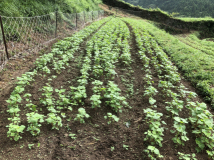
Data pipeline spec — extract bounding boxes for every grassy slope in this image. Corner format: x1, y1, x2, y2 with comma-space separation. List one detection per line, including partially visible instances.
0, 0, 102, 17
103, 0, 214, 25
123, 0, 214, 18
133, 19, 214, 106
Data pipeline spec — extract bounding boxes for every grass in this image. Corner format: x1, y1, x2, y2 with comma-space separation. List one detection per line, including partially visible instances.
188, 33, 214, 47
0, 0, 102, 17
178, 17, 214, 22
175, 34, 214, 56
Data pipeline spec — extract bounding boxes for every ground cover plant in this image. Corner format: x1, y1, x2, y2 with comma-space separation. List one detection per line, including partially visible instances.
0, 15, 214, 160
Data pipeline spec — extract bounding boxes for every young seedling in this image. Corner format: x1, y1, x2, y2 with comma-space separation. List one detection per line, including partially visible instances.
111, 146, 115, 151
104, 113, 119, 124
105, 81, 128, 112
90, 95, 101, 109
144, 146, 163, 160
74, 108, 90, 123
178, 152, 197, 160
46, 113, 62, 130
144, 108, 165, 147
26, 112, 45, 136
6, 124, 25, 141
70, 86, 87, 105
206, 150, 214, 160
28, 144, 34, 149
69, 133, 77, 140
171, 117, 189, 146
23, 93, 32, 102
123, 144, 129, 150
144, 86, 158, 97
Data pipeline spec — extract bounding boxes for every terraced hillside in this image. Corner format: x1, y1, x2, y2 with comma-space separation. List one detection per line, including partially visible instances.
0, 16, 214, 160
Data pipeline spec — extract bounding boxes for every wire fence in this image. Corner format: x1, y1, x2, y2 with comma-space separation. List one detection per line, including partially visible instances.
0, 10, 105, 70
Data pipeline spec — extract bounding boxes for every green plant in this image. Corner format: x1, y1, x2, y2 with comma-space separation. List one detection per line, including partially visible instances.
26, 103, 37, 111
70, 86, 87, 105
46, 113, 62, 130
104, 113, 119, 124
111, 146, 115, 151
144, 108, 165, 147
40, 83, 54, 107
186, 102, 214, 152
7, 107, 20, 117
166, 99, 184, 117
69, 133, 77, 140
74, 108, 90, 123
68, 145, 76, 150
171, 117, 189, 146
6, 124, 25, 141
178, 152, 197, 160
105, 81, 129, 112
92, 65, 103, 78
123, 144, 129, 150
23, 93, 32, 102
38, 143, 40, 148
144, 146, 163, 160
90, 95, 101, 109
20, 144, 25, 148
206, 150, 214, 160
28, 144, 34, 150
26, 112, 45, 136
144, 86, 158, 97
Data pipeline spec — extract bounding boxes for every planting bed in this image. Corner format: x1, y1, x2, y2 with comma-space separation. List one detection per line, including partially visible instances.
0, 17, 213, 160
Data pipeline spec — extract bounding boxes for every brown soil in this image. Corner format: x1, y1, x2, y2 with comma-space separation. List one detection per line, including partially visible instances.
0, 18, 211, 160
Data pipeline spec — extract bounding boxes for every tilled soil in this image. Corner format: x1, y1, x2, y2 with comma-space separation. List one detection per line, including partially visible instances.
0, 19, 211, 160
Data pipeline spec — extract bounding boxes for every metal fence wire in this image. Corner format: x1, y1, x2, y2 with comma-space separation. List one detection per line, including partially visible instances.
0, 10, 105, 70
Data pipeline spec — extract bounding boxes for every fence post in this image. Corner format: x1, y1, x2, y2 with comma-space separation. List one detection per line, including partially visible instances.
83, 11, 85, 24
76, 12, 78, 29
55, 11, 58, 38
0, 15, 9, 60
